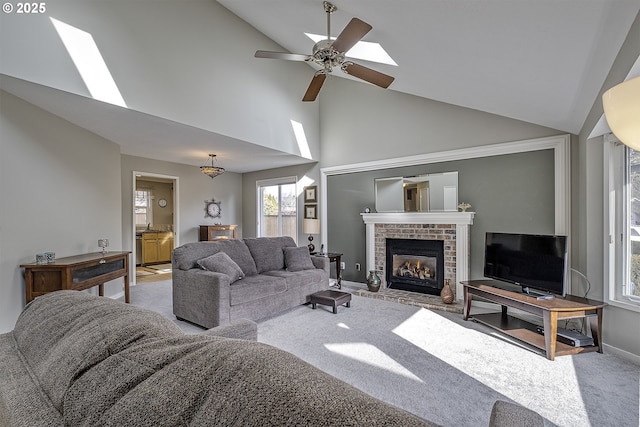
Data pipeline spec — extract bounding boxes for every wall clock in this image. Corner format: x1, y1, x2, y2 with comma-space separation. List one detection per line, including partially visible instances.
158, 198, 167, 208
204, 199, 222, 218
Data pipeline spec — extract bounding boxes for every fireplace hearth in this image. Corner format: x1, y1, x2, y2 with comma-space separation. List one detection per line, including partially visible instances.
386, 238, 444, 295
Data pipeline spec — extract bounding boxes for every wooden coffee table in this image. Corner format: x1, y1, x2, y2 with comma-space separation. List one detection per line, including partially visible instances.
310, 290, 351, 314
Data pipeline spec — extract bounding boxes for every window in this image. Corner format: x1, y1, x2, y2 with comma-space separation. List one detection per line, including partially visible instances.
605, 139, 640, 311
135, 190, 152, 227
257, 177, 297, 241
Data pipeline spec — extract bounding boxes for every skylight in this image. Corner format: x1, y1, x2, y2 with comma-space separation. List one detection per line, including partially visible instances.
290, 120, 312, 159
305, 33, 397, 66
50, 17, 127, 108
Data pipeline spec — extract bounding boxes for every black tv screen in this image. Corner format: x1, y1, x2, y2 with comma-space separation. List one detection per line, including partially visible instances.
484, 232, 568, 296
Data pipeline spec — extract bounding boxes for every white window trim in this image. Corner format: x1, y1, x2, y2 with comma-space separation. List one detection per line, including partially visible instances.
603, 136, 640, 313
135, 190, 153, 227
256, 176, 298, 238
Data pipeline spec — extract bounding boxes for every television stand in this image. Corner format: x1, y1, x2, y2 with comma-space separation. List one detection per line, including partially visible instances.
462, 280, 605, 361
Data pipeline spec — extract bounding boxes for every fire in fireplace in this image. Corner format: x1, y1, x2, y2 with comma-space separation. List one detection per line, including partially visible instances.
386, 238, 444, 295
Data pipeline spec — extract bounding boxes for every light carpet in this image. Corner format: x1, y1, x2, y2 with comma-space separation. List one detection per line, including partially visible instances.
122, 279, 640, 427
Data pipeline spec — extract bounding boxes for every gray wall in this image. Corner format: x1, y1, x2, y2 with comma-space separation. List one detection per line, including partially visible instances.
319, 78, 562, 168
327, 150, 556, 282
0, 91, 123, 333
135, 180, 174, 229
120, 154, 243, 254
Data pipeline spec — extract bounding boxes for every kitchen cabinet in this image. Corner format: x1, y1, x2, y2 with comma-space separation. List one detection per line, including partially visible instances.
142, 231, 174, 265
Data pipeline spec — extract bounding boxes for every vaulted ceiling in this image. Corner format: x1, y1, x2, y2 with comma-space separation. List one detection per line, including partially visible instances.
1, 0, 638, 172
219, 0, 639, 134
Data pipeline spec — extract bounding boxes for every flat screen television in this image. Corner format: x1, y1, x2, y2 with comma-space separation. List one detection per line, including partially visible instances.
484, 232, 568, 297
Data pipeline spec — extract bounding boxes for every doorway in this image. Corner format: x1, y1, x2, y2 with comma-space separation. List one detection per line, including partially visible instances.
132, 172, 179, 284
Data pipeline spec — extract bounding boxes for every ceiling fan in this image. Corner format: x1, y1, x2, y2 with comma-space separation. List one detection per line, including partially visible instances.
254, 1, 395, 102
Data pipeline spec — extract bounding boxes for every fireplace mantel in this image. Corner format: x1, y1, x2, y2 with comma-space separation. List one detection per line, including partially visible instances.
361, 212, 475, 225
361, 211, 475, 301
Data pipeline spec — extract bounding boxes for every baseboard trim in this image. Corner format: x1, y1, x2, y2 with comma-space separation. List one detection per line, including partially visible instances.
603, 343, 640, 365
108, 290, 125, 301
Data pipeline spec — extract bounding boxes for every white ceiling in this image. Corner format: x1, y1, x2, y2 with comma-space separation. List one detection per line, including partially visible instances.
219, 0, 638, 135
2, 1, 638, 173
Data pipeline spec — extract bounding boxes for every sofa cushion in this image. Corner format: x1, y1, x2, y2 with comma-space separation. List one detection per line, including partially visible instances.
173, 240, 258, 276
197, 252, 244, 283
243, 236, 296, 273
263, 268, 328, 289
229, 275, 287, 306
283, 246, 316, 271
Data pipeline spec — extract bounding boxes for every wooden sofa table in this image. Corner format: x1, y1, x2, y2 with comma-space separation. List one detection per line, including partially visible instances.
21, 251, 131, 304
462, 280, 605, 361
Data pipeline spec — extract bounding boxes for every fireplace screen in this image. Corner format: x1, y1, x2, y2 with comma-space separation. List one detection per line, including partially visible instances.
386, 238, 444, 295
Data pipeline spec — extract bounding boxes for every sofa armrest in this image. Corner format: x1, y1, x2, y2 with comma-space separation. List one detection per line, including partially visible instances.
311, 255, 330, 273
172, 268, 232, 329
489, 400, 544, 427
201, 319, 258, 341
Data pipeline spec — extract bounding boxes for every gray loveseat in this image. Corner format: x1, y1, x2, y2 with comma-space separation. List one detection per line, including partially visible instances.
172, 236, 329, 329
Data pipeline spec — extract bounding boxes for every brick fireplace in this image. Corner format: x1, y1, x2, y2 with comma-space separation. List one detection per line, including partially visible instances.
361, 212, 474, 300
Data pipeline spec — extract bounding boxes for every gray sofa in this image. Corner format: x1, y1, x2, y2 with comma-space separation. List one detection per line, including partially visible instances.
172, 236, 329, 329
0, 291, 433, 426
0, 291, 544, 426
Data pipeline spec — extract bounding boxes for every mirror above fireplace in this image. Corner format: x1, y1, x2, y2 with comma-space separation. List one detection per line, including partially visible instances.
374, 171, 458, 212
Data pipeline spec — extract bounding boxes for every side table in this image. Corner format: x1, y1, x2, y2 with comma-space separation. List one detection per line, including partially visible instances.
313, 252, 342, 288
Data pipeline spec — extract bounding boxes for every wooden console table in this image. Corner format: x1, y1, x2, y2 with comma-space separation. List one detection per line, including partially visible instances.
21, 251, 131, 304
462, 280, 605, 361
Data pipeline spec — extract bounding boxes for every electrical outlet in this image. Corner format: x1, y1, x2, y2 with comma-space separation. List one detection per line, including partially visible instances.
340, 261, 345, 270
355, 263, 361, 271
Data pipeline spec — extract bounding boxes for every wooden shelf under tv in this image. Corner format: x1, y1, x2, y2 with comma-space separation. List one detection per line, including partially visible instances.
462, 280, 606, 361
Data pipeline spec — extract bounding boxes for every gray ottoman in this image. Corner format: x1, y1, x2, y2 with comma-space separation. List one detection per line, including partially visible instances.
310, 290, 352, 314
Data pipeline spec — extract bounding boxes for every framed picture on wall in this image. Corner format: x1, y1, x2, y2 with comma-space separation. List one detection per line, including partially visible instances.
304, 186, 317, 203
304, 204, 317, 219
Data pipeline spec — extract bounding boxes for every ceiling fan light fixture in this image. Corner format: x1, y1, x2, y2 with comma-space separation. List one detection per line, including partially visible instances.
603, 75, 640, 150
200, 154, 225, 179
254, 1, 394, 102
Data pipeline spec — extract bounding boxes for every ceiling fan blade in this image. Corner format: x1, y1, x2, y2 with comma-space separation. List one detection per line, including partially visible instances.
255, 50, 310, 62
302, 73, 327, 102
342, 62, 394, 88
332, 18, 372, 53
